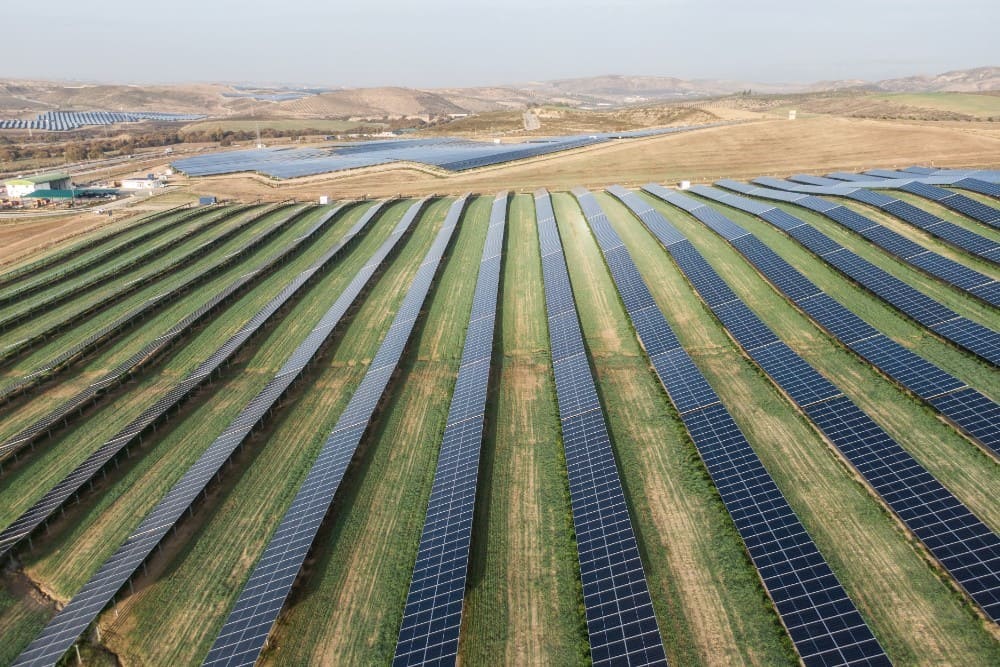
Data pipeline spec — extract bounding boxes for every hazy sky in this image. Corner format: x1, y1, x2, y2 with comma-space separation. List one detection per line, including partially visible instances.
3, 0, 996, 87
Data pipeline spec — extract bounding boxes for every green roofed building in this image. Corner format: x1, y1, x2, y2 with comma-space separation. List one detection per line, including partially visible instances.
23, 188, 118, 200
4, 172, 72, 198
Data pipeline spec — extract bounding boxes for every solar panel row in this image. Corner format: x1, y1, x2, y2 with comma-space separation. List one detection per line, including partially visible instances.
743, 181, 1000, 306
536, 189, 667, 667
0, 204, 305, 406
0, 203, 198, 292
699, 185, 1000, 366
0, 203, 360, 562
0, 203, 223, 309
613, 185, 1000, 626
173, 125, 727, 179
0, 207, 316, 462
951, 178, 1000, 200
0, 204, 260, 334
12, 199, 411, 667
641, 185, 999, 457
392, 193, 508, 666
825, 191, 1000, 264
0, 110, 203, 131
201, 196, 468, 667
597, 186, 890, 667
896, 181, 1000, 228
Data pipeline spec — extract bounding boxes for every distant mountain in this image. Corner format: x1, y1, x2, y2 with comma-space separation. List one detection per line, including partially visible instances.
0, 67, 996, 123
514, 75, 799, 104
870, 66, 1000, 93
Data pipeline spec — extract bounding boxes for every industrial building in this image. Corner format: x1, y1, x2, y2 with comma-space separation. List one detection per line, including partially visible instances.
120, 175, 165, 190
4, 172, 71, 198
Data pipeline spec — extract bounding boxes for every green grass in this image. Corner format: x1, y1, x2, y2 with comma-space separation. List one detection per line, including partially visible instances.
768, 202, 997, 326
86, 198, 450, 666
0, 202, 392, 596
616, 190, 1000, 663
0, 578, 50, 667
0, 205, 197, 287
623, 192, 998, 526
0, 204, 255, 326
836, 199, 1000, 280
246, 197, 486, 665
0, 205, 309, 376
553, 192, 797, 665
0, 207, 351, 521
871, 93, 1000, 118
892, 191, 1000, 239
461, 194, 588, 665
675, 192, 998, 398
92, 196, 456, 662
945, 188, 1000, 210
0, 205, 326, 449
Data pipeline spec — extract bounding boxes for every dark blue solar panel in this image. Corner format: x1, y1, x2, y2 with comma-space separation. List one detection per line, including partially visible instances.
13, 198, 431, 667
644, 186, 1000, 455
0, 204, 355, 561
952, 178, 1000, 199
392, 193, 508, 666
899, 182, 1000, 227
610, 187, 1000, 625
580, 187, 889, 666
200, 197, 470, 667
701, 185, 1000, 365
535, 189, 667, 667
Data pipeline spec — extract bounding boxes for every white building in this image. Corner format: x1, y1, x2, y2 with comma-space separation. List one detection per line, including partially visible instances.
121, 175, 164, 190
4, 172, 71, 198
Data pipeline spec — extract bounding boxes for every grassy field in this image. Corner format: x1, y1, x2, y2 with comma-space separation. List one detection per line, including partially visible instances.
0, 207, 353, 533
553, 192, 797, 665
871, 93, 1000, 119
460, 194, 588, 665
0, 206, 320, 451
835, 198, 1000, 277
184, 116, 1000, 200
0, 203, 388, 656
618, 192, 999, 525
892, 190, 1000, 233
596, 191, 1000, 663
85, 198, 445, 665
0, 117, 997, 667
250, 197, 481, 665
677, 192, 999, 397
0, 205, 305, 376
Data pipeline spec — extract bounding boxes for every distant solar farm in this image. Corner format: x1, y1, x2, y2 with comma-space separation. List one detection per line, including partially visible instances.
172, 126, 712, 177
1, 165, 998, 667
0, 110, 205, 131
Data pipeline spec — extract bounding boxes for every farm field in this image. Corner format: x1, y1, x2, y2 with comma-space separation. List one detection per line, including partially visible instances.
0, 154, 998, 667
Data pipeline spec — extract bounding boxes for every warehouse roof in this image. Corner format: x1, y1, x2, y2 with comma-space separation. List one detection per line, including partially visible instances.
5, 172, 71, 185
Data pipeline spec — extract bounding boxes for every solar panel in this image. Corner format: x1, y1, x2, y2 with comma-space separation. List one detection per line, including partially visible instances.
173, 126, 727, 179
0, 204, 357, 562
535, 189, 667, 667
0, 204, 312, 406
0, 109, 203, 131
587, 187, 889, 666
609, 186, 1000, 625
695, 185, 1000, 366
952, 178, 1000, 199
391, 193, 507, 666
843, 195, 1000, 265
642, 186, 1000, 457
898, 182, 1000, 228
200, 196, 470, 667
13, 198, 431, 667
